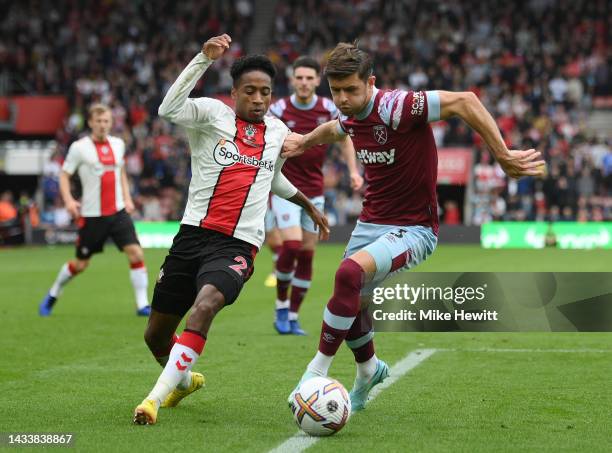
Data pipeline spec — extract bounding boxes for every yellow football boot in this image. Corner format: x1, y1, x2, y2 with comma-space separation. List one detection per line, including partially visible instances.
161, 372, 205, 408
133, 399, 159, 425
264, 273, 277, 288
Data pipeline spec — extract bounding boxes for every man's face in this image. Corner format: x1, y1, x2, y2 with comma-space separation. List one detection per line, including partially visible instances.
88, 111, 112, 139
291, 67, 320, 101
232, 70, 272, 123
328, 73, 375, 117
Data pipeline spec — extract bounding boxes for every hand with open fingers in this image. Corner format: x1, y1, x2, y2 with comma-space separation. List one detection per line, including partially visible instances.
202, 34, 232, 60
498, 149, 547, 179
281, 132, 306, 158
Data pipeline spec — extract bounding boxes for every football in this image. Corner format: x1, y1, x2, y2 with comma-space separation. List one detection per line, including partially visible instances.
290, 376, 351, 436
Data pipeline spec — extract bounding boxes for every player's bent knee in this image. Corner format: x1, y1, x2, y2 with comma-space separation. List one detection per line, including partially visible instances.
335, 259, 364, 292
282, 239, 302, 252
125, 246, 144, 263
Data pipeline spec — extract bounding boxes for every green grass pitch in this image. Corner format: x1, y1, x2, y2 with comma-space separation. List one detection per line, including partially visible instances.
0, 244, 610, 452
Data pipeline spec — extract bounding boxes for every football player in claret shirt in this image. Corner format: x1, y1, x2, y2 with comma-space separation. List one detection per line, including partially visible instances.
283, 42, 546, 411
133, 34, 329, 425
39, 103, 150, 317
268, 56, 363, 336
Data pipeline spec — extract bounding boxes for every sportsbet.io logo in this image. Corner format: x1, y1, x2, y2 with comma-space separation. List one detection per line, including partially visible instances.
213, 139, 241, 167
213, 138, 274, 171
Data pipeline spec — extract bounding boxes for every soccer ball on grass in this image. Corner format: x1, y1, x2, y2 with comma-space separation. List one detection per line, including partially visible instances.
290, 376, 351, 436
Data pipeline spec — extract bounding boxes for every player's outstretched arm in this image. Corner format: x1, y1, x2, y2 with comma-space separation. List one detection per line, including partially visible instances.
158, 34, 231, 126
438, 90, 546, 179
338, 136, 363, 190
286, 191, 330, 241
269, 164, 329, 240
281, 120, 344, 158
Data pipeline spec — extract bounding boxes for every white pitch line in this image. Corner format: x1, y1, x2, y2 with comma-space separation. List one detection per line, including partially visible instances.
268, 348, 438, 453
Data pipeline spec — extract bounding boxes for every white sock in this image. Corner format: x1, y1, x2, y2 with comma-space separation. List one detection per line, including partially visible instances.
275, 299, 289, 310
49, 263, 76, 298
147, 342, 200, 404
289, 311, 298, 321
307, 351, 334, 376
356, 354, 378, 380
154, 355, 191, 389
130, 266, 149, 309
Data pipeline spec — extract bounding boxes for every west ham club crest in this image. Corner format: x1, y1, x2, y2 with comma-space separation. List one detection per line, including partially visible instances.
373, 125, 388, 145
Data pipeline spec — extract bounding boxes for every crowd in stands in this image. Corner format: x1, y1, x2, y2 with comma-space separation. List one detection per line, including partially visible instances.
2, 0, 254, 226
2, 0, 610, 226
269, 0, 611, 224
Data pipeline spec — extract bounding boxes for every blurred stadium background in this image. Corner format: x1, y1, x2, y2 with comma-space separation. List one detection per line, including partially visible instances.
0, 0, 609, 249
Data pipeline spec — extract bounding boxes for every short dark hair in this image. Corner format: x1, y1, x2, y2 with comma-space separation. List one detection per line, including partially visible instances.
324, 42, 373, 81
230, 55, 276, 86
292, 56, 320, 74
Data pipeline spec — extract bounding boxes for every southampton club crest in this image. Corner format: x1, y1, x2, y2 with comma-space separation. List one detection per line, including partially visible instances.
373, 125, 388, 145
244, 124, 257, 140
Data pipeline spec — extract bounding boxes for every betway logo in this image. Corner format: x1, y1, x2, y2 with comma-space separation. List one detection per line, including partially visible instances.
356, 148, 395, 165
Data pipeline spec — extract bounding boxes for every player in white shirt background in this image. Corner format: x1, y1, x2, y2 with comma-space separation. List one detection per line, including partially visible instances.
133, 34, 329, 425
39, 104, 150, 317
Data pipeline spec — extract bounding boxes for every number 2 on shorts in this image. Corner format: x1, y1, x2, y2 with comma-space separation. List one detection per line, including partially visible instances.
229, 256, 247, 276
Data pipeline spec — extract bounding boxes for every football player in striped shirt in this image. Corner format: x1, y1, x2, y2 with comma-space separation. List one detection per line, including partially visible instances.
38, 103, 150, 317
133, 34, 329, 425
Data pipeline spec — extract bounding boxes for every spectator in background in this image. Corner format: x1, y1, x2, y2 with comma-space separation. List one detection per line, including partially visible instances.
603, 147, 612, 194
443, 200, 461, 225
0, 191, 18, 223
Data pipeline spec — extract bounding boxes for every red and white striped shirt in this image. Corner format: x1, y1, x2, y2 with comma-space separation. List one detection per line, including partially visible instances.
158, 52, 297, 249
62, 135, 126, 217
